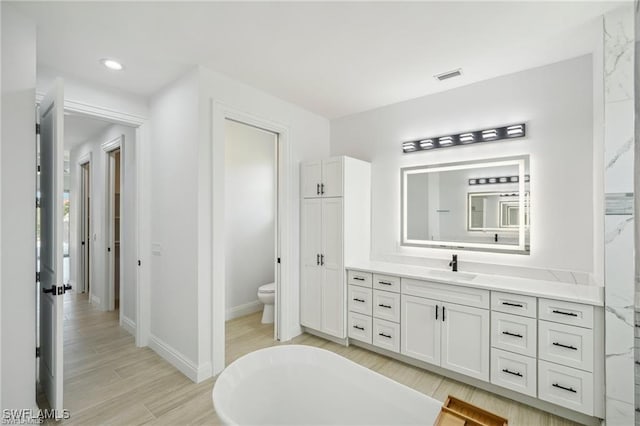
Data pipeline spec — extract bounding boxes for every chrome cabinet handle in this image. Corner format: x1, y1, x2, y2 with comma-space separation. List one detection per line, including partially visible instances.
502, 368, 523, 377
553, 342, 578, 351
502, 331, 523, 338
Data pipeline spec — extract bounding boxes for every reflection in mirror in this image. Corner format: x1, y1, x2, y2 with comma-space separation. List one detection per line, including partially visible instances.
468, 192, 530, 230
402, 156, 530, 253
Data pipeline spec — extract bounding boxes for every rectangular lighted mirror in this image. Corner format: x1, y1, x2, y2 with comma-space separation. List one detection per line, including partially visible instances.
401, 155, 530, 253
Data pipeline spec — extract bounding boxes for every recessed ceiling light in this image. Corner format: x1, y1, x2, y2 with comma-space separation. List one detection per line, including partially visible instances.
100, 58, 124, 71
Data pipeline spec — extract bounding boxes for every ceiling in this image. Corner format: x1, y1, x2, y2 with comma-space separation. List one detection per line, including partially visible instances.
11, 1, 626, 119
64, 113, 112, 151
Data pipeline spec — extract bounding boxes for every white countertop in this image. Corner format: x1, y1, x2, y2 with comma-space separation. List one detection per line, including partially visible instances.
346, 260, 604, 306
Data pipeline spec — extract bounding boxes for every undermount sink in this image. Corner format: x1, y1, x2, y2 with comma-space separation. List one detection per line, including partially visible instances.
427, 270, 477, 282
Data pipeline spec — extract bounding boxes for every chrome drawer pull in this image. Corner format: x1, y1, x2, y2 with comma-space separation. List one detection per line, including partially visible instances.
552, 309, 578, 317
553, 342, 578, 351
353, 298, 365, 303
353, 277, 365, 281
353, 325, 365, 331
378, 304, 392, 309
502, 302, 523, 308
378, 332, 392, 339
502, 331, 523, 338
502, 368, 523, 377
378, 281, 392, 286
552, 383, 577, 393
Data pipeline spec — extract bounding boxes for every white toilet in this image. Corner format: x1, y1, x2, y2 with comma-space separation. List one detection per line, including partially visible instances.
257, 282, 275, 324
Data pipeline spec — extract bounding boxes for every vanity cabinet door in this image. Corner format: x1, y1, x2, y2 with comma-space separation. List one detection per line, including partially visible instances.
441, 302, 490, 381
301, 161, 322, 198
300, 198, 322, 329
401, 295, 441, 366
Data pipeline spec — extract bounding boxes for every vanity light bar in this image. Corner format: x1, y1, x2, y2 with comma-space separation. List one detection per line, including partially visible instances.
402, 123, 526, 153
469, 175, 530, 185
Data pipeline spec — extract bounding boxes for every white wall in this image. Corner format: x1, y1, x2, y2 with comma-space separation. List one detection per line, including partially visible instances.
1, 3, 37, 411
148, 70, 201, 372
224, 120, 276, 319
69, 124, 137, 326
331, 55, 595, 276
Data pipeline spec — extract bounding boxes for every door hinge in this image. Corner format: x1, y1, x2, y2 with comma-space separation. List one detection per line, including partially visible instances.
35, 123, 41, 135
36, 272, 40, 283
36, 347, 40, 358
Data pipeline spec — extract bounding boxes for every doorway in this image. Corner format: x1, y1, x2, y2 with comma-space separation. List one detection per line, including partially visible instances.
106, 147, 121, 312
224, 119, 279, 363
80, 161, 91, 294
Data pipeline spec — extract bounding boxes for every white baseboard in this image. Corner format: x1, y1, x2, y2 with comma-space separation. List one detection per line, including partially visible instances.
90, 294, 101, 306
226, 300, 262, 321
121, 316, 136, 336
149, 334, 211, 383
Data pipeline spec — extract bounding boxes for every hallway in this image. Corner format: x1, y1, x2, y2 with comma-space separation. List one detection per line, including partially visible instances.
38, 292, 221, 424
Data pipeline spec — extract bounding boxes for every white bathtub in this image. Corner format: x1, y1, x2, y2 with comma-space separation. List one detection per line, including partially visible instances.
212, 345, 442, 425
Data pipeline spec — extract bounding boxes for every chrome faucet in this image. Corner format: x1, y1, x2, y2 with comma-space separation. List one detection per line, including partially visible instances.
449, 254, 458, 272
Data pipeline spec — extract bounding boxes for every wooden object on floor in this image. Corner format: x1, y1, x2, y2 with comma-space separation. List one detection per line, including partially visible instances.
435, 396, 508, 426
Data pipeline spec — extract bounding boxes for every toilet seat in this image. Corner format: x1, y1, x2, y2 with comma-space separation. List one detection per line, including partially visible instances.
258, 282, 275, 294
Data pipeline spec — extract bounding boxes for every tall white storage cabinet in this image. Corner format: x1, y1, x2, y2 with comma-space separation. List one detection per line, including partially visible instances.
300, 157, 371, 339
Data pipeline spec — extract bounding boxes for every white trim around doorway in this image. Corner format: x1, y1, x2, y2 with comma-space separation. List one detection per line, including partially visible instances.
76, 152, 92, 299
211, 101, 294, 376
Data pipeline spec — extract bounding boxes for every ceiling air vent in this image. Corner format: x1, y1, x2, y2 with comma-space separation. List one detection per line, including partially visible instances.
434, 68, 462, 81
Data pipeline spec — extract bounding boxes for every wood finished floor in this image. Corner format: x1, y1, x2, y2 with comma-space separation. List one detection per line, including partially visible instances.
38, 291, 580, 425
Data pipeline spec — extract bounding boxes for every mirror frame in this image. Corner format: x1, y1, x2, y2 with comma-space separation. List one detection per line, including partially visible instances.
400, 155, 530, 254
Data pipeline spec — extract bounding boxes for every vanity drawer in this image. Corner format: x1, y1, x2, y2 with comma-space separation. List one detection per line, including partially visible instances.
402, 278, 490, 309
348, 270, 372, 288
539, 299, 593, 329
538, 360, 594, 416
538, 321, 593, 372
372, 318, 400, 353
373, 290, 401, 323
491, 292, 537, 318
348, 285, 372, 315
490, 348, 536, 397
373, 274, 400, 293
348, 312, 372, 344
491, 312, 537, 358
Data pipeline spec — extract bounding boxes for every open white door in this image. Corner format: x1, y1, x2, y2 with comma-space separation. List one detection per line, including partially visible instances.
38, 79, 66, 414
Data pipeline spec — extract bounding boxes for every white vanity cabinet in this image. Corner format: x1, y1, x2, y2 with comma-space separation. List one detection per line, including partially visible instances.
300, 157, 370, 339
400, 283, 490, 381
343, 266, 605, 422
